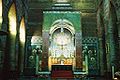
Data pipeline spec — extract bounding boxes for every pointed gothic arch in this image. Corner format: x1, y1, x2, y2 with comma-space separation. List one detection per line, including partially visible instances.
0, 0, 2, 28
8, 2, 17, 35
7, 2, 17, 70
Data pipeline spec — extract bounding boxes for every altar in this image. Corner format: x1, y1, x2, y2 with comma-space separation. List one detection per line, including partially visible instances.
40, 11, 82, 71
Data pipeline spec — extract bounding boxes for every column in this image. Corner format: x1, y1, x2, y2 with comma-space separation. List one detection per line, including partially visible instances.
75, 32, 82, 70
42, 31, 49, 71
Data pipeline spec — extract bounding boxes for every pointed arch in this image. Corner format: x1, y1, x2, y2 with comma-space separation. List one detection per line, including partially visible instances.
0, 0, 2, 28
8, 2, 17, 36
18, 16, 26, 73
20, 17, 26, 43
7, 2, 17, 70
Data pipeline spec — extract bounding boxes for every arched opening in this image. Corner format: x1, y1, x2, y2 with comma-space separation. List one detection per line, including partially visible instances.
8, 2, 17, 70
20, 17, 25, 43
0, 0, 2, 28
18, 17, 26, 73
48, 19, 75, 71
8, 3, 17, 36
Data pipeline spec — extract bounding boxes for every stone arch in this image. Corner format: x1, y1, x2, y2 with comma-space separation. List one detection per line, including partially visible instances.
50, 19, 75, 35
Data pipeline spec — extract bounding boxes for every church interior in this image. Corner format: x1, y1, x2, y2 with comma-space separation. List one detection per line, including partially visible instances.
0, 0, 120, 80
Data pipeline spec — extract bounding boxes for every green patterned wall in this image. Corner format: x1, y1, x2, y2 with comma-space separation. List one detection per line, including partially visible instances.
43, 11, 81, 32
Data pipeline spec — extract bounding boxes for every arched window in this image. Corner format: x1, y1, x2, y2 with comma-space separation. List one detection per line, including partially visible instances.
8, 3, 17, 36
0, 0, 2, 28
20, 17, 25, 43
8, 2, 17, 70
